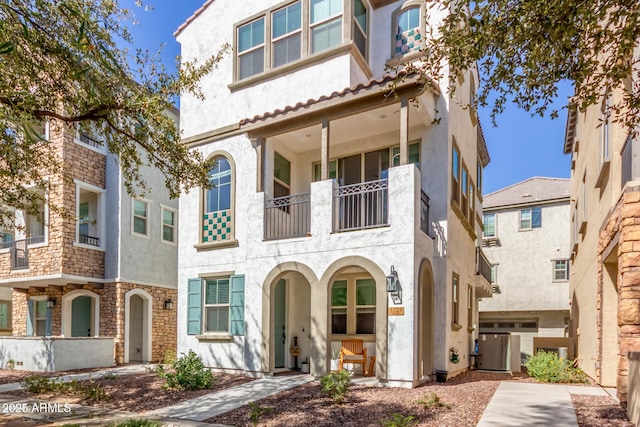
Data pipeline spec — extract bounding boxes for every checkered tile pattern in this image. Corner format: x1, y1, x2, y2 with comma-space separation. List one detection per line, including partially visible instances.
395, 28, 421, 56
203, 210, 232, 242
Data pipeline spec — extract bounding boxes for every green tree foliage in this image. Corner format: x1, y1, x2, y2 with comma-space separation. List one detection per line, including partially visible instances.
0, 1, 227, 227
409, 0, 639, 128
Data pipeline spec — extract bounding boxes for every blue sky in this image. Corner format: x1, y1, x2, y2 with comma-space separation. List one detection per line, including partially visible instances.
120, 1, 572, 195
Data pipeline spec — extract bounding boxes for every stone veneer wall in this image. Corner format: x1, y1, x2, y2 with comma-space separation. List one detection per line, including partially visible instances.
598, 188, 640, 405
12, 283, 177, 365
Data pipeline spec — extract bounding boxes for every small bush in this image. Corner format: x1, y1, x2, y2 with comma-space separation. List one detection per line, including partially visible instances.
248, 402, 275, 426
102, 371, 118, 380
21, 375, 57, 393
158, 350, 215, 391
380, 414, 418, 427
416, 392, 451, 410
162, 349, 177, 366
6, 359, 15, 370
108, 419, 163, 427
320, 370, 350, 403
525, 351, 588, 384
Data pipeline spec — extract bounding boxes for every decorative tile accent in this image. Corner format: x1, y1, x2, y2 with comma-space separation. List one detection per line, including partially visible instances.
395, 28, 421, 56
203, 210, 233, 243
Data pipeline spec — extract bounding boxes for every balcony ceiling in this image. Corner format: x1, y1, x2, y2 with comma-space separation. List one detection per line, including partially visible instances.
270, 102, 425, 153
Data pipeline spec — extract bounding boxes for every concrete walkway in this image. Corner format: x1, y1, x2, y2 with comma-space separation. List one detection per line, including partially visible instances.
477, 381, 610, 427
148, 374, 314, 422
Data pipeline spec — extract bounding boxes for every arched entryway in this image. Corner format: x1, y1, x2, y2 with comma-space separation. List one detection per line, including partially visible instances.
417, 259, 435, 380
124, 289, 152, 363
261, 262, 317, 374
320, 256, 387, 379
62, 290, 100, 337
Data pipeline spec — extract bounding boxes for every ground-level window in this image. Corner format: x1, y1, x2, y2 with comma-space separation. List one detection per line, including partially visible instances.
204, 278, 230, 333
452, 273, 460, 327
187, 276, 245, 336
331, 277, 376, 335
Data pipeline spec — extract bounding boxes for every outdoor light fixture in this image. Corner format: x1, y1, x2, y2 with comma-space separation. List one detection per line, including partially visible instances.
47, 297, 56, 308
386, 266, 402, 305
164, 298, 174, 310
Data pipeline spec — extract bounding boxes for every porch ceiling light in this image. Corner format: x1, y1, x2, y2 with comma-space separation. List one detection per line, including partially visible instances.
386, 266, 402, 305
164, 298, 174, 310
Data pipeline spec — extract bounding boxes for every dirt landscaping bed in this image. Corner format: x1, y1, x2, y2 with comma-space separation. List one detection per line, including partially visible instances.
8, 370, 254, 412
0, 367, 105, 385
207, 371, 632, 427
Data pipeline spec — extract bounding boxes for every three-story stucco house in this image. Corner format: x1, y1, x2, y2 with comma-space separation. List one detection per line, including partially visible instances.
0, 115, 179, 371
564, 43, 640, 404
479, 177, 571, 363
176, 0, 492, 387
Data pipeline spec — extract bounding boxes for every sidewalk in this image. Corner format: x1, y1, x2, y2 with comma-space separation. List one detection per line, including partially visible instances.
477, 381, 610, 427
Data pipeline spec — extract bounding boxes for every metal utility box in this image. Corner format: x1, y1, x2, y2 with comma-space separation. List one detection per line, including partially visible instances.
478, 332, 511, 371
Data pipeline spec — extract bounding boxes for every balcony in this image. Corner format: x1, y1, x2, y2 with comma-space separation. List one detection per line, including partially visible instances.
79, 234, 100, 247
333, 179, 388, 232
475, 247, 493, 298
0, 237, 45, 270
264, 193, 311, 240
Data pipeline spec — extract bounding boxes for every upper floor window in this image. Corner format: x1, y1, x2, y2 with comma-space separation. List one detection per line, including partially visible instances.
477, 158, 483, 196
483, 213, 496, 238
310, 0, 343, 54
161, 207, 176, 244
202, 156, 234, 244
238, 18, 265, 80
274, 152, 291, 198
520, 207, 541, 230
132, 199, 149, 237
272, 2, 302, 67
394, 6, 420, 57
461, 164, 469, 216
353, 0, 368, 58
600, 93, 611, 164
553, 260, 570, 282
451, 144, 460, 205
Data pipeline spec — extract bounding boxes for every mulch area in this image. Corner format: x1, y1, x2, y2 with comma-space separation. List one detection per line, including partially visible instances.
572, 394, 634, 427
7, 371, 254, 412
0, 367, 105, 385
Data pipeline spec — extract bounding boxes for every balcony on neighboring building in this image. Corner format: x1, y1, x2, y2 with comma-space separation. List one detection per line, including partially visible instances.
475, 247, 493, 297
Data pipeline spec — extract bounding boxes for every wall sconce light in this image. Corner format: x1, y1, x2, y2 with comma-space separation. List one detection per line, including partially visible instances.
47, 297, 56, 308
386, 266, 402, 305
164, 298, 174, 310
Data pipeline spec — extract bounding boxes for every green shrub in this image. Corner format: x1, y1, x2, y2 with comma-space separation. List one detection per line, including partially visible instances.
108, 419, 163, 427
162, 349, 177, 366
525, 351, 588, 384
248, 402, 275, 426
158, 350, 215, 391
21, 375, 57, 393
320, 370, 350, 403
416, 392, 451, 410
380, 414, 418, 427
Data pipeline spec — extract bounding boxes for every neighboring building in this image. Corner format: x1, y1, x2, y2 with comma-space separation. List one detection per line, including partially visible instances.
479, 177, 571, 362
175, 0, 492, 387
563, 43, 640, 403
0, 115, 179, 371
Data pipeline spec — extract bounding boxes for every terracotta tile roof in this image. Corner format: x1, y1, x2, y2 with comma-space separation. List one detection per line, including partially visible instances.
483, 177, 570, 209
174, 0, 214, 37
240, 73, 430, 127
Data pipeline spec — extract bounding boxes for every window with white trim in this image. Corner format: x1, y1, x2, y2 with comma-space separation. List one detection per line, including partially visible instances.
238, 18, 265, 80
553, 260, 569, 282
520, 207, 541, 230
483, 213, 496, 238
161, 207, 176, 243
330, 277, 376, 335
132, 199, 148, 236
272, 2, 302, 67
204, 278, 230, 333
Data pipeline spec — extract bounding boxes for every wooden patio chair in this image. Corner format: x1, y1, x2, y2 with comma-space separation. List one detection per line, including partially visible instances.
339, 339, 367, 375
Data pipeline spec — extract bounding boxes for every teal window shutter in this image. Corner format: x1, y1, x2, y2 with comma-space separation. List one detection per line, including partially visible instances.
187, 278, 202, 335
532, 207, 542, 228
45, 305, 52, 337
26, 299, 34, 337
230, 274, 245, 336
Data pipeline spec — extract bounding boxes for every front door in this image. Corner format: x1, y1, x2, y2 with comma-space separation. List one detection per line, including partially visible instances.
274, 279, 286, 369
128, 294, 144, 362
71, 296, 92, 337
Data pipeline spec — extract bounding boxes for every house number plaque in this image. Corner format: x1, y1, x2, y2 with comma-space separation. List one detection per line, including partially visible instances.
388, 307, 404, 316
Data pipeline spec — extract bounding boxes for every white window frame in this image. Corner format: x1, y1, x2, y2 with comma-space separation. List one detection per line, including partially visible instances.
131, 198, 150, 239
330, 276, 376, 337
553, 259, 570, 282
74, 180, 105, 251
73, 130, 107, 155
203, 277, 231, 335
519, 208, 532, 230
160, 205, 177, 245
31, 296, 48, 337
483, 213, 496, 238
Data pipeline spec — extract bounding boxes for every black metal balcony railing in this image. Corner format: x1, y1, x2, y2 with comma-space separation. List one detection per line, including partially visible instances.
476, 247, 492, 283
334, 179, 389, 232
264, 193, 311, 240
420, 190, 430, 236
79, 133, 101, 149
0, 236, 45, 250
1, 237, 44, 270
79, 234, 100, 247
